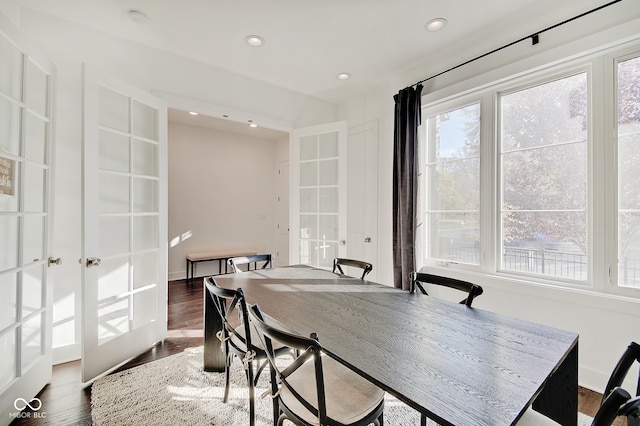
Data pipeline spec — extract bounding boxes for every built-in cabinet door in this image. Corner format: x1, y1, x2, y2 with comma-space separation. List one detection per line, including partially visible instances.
290, 121, 347, 268
0, 16, 55, 424
81, 65, 167, 382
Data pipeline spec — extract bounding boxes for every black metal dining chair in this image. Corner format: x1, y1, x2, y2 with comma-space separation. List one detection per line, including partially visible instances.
410, 271, 483, 307
332, 258, 373, 280
247, 303, 385, 426
204, 277, 291, 426
518, 341, 640, 426
228, 253, 273, 273
598, 341, 640, 426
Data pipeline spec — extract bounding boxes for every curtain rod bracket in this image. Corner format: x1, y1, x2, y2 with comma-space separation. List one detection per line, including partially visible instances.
531, 34, 540, 45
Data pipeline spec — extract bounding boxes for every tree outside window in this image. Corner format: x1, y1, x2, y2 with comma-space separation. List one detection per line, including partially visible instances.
424, 103, 480, 264
500, 73, 588, 280
617, 55, 640, 289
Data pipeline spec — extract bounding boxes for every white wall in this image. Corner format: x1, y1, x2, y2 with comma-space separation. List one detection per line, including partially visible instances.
340, 8, 640, 394
0, 6, 337, 363
167, 122, 279, 280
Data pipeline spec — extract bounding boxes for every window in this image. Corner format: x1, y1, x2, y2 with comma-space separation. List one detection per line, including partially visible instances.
424, 103, 481, 265
420, 41, 640, 297
500, 74, 588, 281
617, 54, 640, 289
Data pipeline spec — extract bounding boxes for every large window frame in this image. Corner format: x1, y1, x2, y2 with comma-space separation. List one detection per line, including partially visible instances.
419, 40, 640, 299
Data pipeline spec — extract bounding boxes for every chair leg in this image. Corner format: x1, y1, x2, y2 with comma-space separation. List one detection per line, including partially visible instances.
269, 369, 279, 426
246, 362, 256, 426
223, 352, 231, 403
420, 413, 427, 426
272, 400, 279, 426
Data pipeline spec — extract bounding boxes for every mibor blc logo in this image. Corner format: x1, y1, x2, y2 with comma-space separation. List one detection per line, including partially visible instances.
10, 397, 46, 419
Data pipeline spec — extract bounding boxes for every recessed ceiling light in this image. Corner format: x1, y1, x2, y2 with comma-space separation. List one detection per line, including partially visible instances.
128, 9, 147, 24
337, 73, 351, 80
245, 35, 264, 47
188, 111, 198, 116
249, 123, 258, 128
425, 18, 447, 32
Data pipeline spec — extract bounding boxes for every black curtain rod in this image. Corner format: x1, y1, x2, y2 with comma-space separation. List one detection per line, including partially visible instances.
408, 0, 623, 89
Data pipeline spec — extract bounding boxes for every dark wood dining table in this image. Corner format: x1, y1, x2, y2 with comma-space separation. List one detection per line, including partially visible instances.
204, 265, 578, 426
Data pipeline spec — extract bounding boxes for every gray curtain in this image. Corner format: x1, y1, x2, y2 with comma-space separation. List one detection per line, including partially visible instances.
393, 84, 422, 290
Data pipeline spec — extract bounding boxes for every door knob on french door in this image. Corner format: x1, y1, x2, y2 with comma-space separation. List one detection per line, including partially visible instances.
86, 257, 102, 267
48, 257, 62, 267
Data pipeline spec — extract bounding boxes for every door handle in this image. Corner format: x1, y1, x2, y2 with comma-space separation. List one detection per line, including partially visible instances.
365, 237, 372, 243
86, 257, 102, 267
48, 257, 62, 267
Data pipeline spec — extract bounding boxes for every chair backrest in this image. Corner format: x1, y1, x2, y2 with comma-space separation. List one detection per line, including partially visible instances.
204, 276, 253, 354
591, 341, 640, 426
602, 341, 640, 402
332, 258, 373, 280
228, 254, 272, 273
247, 304, 330, 423
410, 272, 483, 307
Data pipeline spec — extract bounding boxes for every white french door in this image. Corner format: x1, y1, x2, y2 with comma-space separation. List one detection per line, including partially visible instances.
82, 66, 167, 382
290, 121, 347, 268
0, 17, 54, 424
347, 121, 379, 281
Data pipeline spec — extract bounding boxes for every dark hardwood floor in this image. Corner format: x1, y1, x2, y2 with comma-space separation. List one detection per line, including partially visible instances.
10, 278, 616, 425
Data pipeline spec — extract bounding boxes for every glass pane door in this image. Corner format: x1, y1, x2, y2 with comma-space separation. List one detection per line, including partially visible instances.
0, 20, 53, 420
292, 122, 347, 268
82, 66, 167, 382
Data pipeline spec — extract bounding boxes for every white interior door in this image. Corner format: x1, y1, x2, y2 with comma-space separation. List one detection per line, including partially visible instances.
290, 121, 347, 268
276, 160, 290, 267
347, 121, 379, 281
82, 66, 167, 382
0, 17, 55, 423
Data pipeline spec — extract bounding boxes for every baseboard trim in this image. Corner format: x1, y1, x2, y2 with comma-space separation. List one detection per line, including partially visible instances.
53, 343, 81, 365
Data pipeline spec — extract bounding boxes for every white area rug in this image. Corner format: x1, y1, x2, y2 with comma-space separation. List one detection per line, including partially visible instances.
91, 346, 593, 425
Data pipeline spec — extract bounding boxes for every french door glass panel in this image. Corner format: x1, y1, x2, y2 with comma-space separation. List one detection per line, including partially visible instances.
0, 96, 22, 155
0, 32, 23, 100
99, 130, 129, 172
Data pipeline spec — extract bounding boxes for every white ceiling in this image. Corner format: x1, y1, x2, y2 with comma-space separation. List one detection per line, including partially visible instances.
168, 108, 289, 141
18, 0, 630, 135
20, 0, 621, 103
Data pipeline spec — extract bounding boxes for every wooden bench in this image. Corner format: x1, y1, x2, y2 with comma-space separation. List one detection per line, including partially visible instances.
186, 249, 257, 282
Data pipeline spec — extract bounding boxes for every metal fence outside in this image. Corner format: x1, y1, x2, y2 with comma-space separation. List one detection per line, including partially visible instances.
439, 241, 640, 287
